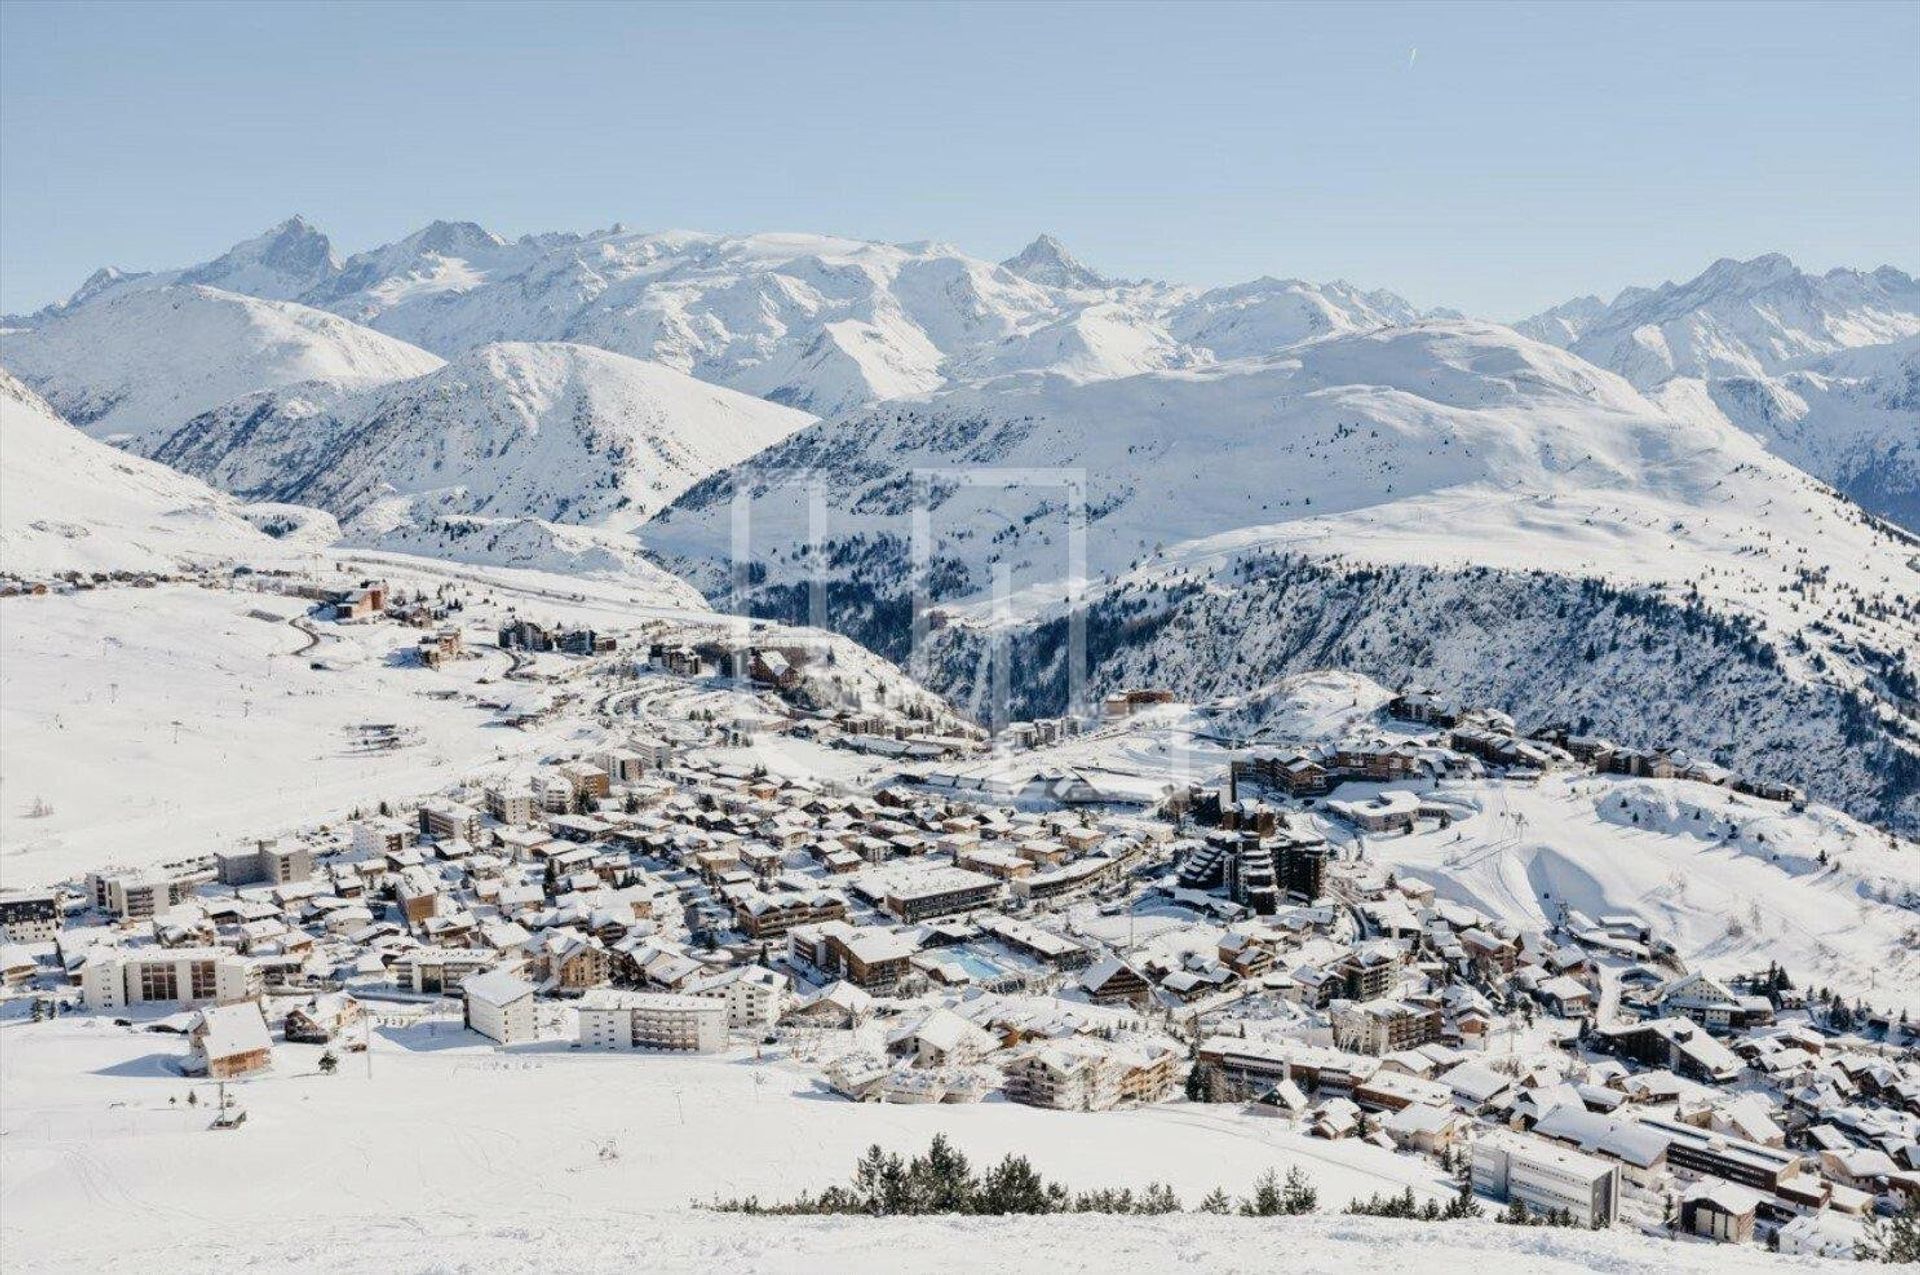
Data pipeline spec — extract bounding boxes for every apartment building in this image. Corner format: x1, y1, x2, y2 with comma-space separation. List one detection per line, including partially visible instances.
79, 946, 261, 1011
351, 817, 417, 857
1471, 1131, 1621, 1228
462, 968, 536, 1045
0, 892, 59, 943
577, 990, 727, 1053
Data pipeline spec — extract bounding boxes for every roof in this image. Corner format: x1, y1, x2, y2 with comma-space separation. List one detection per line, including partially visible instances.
1531, 1106, 1671, 1168
192, 1003, 271, 1059
1683, 1180, 1763, 1215
461, 967, 534, 1008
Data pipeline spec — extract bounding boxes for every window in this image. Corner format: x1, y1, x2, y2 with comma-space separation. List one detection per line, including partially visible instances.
189, 961, 218, 1000
138, 963, 178, 1002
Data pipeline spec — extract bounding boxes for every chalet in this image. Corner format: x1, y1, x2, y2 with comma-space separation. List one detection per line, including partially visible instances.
1, 945, 39, 988
790, 922, 914, 993
1656, 972, 1773, 1033
1080, 956, 1152, 1008
1601, 1018, 1743, 1084
1381, 1103, 1470, 1155
187, 1003, 274, 1079
749, 649, 802, 690
284, 992, 365, 1044
888, 1007, 997, 1067
1678, 1181, 1760, 1244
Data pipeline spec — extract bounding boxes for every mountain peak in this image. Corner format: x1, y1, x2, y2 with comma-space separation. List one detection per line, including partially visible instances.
1002, 234, 1107, 289
66, 265, 147, 308
179, 216, 339, 299
402, 219, 507, 256
1689, 252, 1800, 294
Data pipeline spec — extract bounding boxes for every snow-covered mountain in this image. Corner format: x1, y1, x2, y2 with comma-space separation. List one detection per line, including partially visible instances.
1652, 336, 1920, 531
1519, 255, 1920, 527
15, 219, 1443, 417
645, 320, 1920, 831
0, 284, 442, 444
149, 341, 816, 533
350, 514, 707, 606
0, 369, 283, 574
1519, 254, 1920, 385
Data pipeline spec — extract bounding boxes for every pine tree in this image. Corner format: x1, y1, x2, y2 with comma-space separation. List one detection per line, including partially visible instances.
1857, 1194, 1920, 1264
1197, 1187, 1233, 1215
1137, 1182, 1180, 1215
907, 1134, 974, 1214
1281, 1167, 1319, 1215
1239, 1169, 1284, 1217
977, 1154, 1057, 1215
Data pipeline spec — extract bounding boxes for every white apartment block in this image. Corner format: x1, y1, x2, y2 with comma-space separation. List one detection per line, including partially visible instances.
87, 867, 209, 920
461, 968, 536, 1045
686, 966, 786, 1029
352, 817, 417, 857
577, 990, 727, 1053
1472, 1131, 1621, 1228
79, 947, 261, 1011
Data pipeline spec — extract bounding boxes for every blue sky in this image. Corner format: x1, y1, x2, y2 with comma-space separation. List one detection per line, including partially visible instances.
2, 0, 1915, 317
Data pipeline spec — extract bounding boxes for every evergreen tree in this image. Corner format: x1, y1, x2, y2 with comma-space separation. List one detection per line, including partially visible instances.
977, 1154, 1058, 1215
1137, 1182, 1180, 1215
1238, 1169, 1284, 1217
1857, 1194, 1920, 1264
907, 1134, 974, 1214
1197, 1187, 1233, 1215
1280, 1167, 1319, 1215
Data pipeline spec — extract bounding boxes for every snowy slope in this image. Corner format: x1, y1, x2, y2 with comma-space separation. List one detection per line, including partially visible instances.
0, 284, 442, 444
352, 514, 707, 603
648, 318, 1902, 599
1651, 337, 1920, 529
150, 341, 816, 532
0, 369, 285, 575
0, 1016, 1819, 1275
645, 320, 1920, 830
19, 219, 1442, 416
1519, 256, 1920, 528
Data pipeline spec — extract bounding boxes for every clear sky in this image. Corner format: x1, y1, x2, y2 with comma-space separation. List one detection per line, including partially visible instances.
2, 0, 1915, 318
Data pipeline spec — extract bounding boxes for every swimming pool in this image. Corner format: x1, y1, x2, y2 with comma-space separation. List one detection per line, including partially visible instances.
947, 951, 1005, 981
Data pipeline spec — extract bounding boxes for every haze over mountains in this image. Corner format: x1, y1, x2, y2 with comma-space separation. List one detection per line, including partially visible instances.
2, 217, 1916, 829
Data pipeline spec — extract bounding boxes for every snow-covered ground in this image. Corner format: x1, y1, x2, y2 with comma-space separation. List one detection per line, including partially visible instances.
1334, 773, 1920, 1012
0, 1014, 1820, 1274
0, 584, 581, 887
0, 371, 286, 577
